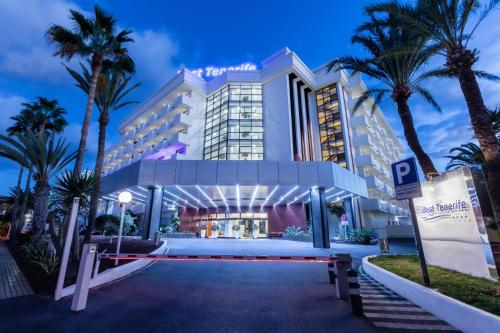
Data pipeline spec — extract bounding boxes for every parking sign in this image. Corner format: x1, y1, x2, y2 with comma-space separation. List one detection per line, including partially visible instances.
391, 157, 422, 200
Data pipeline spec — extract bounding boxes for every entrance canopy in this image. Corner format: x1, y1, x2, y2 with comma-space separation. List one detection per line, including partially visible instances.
100, 160, 368, 208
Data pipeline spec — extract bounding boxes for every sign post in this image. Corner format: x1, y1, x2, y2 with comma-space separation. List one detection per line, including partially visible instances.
391, 157, 430, 287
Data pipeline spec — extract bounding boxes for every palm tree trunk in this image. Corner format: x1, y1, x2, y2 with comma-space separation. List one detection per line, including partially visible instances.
394, 96, 438, 178
85, 115, 109, 243
10, 165, 24, 233
32, 179, 50, 241
456, 64, 500, 223
73, 58, 101, 175
17, 167, 32, 234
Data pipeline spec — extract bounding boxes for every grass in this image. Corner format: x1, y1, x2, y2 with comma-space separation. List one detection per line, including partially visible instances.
369, 255, 500, 316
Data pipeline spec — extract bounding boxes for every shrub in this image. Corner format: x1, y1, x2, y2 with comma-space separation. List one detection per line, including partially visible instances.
169, 215, 180, 232
97, 213, 136, 236
22, 241, 60, 275
348, 228, 376, 244
284, 226, 305, 237
211, 224, 219, 231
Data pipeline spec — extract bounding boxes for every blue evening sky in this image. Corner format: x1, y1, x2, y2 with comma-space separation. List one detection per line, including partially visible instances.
0, 0, 499, 194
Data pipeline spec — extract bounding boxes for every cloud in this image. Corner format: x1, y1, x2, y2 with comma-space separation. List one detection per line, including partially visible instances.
129, 29, 179, 86
0, 94, 26, 133
63, 121, 99, 155
0, 0, 83, 82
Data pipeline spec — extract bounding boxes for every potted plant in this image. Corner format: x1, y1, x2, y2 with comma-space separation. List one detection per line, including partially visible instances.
199, 224, 207, 238
232, 224, 241, 239
210, 224, 219, 239
250, 224, 259, 239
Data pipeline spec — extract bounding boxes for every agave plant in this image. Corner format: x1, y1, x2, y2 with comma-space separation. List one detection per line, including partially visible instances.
0, 131, 77, 240
53, 171, 97, 214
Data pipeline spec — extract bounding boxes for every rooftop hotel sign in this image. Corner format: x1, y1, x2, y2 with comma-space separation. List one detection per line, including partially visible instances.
188, 63, 258, 79
413, 167, 499, 279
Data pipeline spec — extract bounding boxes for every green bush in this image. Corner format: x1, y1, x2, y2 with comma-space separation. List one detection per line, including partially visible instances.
96, 213, 136, 236
284, 226, 305, 237
22, 241, 60, 275
348, 228, 376, 244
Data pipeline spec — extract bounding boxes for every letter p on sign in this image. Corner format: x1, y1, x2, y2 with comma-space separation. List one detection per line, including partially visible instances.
395, 162, 410, 185
391, 157, 421, 200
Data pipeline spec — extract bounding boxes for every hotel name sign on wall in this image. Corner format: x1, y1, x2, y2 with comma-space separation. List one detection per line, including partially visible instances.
187, 63, 258, 79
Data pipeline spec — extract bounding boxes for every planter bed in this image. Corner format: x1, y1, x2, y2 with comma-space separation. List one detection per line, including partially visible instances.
363, 255, 500, 333
164, 232, 197, 239
281, 235, 312, 243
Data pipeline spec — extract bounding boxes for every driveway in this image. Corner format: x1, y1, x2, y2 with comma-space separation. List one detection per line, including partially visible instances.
0, 239, 414, 333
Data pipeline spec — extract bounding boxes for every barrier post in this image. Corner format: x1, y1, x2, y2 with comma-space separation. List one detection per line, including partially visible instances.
347, 269, 363, 316
328, 255, 336, 284
71, 243, 97, 312
334, 253, 352, 299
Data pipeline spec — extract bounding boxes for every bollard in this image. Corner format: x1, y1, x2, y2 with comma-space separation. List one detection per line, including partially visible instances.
347, 269, 363, 316
154, 231, 162, 246
334, 253, 352, 299
379, 238, 390, 255
71, 243, 97, 312
328, 261, 336, 284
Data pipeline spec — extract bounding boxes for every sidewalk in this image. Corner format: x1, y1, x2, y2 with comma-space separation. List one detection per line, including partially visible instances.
0, 241, 32, 300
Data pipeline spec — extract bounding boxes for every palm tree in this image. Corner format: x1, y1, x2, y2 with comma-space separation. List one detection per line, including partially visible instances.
65, 63, 140, 242
51, 171, 97, 257
328, 15, 440, 177
7, 97, 68, 234
366, 0, 500, 224
46, 4, 135, 175
0, 131, 77, 240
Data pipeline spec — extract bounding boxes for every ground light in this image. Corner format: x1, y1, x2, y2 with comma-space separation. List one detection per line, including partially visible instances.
115, 191, 132, 265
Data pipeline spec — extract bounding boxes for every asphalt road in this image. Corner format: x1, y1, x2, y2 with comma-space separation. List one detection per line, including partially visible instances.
0, 239, 414, 333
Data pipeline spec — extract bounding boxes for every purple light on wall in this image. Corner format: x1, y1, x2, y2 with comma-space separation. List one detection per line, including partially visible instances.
145, 142, 186, 160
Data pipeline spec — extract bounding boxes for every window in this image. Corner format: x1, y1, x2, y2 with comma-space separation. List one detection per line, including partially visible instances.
203, 84, 264, 160
315, 84, 347, 167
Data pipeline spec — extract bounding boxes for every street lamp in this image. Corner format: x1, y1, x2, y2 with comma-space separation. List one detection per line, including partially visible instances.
115, 191, 132, 265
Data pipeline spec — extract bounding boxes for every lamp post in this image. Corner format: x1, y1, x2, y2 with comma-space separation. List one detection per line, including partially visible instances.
115, 191, 132, 265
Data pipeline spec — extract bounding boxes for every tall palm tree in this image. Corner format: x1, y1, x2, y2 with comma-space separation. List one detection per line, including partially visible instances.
46, 4, 135, 175
366, 0, 500, 224
7, 97, 68, 234
328, 15, 440, 177
0, 131, 77, 240
65, 63, 140, 242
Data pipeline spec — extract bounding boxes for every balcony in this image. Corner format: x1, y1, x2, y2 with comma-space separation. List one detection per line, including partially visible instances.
365, 175, 386, 192
350, 115, 368, 128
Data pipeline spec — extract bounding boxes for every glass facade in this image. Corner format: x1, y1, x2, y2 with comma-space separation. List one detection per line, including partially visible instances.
315, 84, 347, 168
203, 84, 264, 160
198, 212, 268, 238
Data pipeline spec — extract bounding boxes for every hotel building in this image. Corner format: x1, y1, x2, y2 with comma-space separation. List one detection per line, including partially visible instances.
100, 48, 409, 248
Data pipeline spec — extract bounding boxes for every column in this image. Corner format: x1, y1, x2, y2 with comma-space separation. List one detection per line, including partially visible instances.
142, 186, 163, 240
309, 187, 330, 248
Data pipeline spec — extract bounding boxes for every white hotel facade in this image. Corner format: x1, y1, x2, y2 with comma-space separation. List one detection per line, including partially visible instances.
100, 48, 410, 247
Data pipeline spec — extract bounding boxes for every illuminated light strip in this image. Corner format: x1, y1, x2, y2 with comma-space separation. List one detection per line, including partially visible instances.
163, 190, 197, 209
162, 197, 186, 208
126, 188, 148, 199
137, 186, 149, 192
102, 196, 115, 201
261, 185, 279, 208
216, 186, 229, 209
176, 186, 207, 209
330, 194, 352, 203
325, 187, 336, 193
236, 184, 241, 208
326, 190, 345, 200
248, 185, 259, 209
196, 185, 217, 208
288, 190, 309, 205
108, 193, 118, 199
274, 185, 298, 206
101, 253, 334, 263
304, 199, 311, 204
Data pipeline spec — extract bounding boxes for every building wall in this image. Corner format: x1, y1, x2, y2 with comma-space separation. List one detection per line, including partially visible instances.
263, 75, 293, 161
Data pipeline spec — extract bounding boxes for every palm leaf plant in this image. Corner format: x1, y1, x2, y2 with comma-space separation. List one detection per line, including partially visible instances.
6, 97, 68, 234
46, 4, 135, 175
328, 15, 440, 177
445, 142, 485, 170
65, 62, 140, 241
0, 131, 77, 240
366, 0, 500, 224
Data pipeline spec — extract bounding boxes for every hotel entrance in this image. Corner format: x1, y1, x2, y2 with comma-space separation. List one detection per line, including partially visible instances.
201, 213, 268, 239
